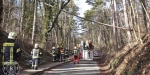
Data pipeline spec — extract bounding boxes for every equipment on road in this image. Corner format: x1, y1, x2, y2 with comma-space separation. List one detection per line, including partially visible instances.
92, 50, 101, 60
73, 55, 79, 64
79, 40, 95, 60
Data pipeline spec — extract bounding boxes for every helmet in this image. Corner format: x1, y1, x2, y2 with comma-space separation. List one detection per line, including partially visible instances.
85, 44, 88, 47
74, 46, 77, 49
52, 47, 55, 49
34, 43, 39, 48
8, 32, 17, 39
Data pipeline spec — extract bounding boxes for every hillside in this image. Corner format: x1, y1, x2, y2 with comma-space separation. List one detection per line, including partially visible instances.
97, 32, 150, 75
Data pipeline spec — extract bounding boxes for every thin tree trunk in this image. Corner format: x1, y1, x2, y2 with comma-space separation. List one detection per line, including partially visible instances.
140, 0, 148, 32
32, 0, 37, 44
111, 0, 118, 51
20, 0, 24, 39
55, 27, 58, 47
0, 0, 2, 24
6, 0, 11, 32
123, 0, 131, 44
1, 0, 4, 28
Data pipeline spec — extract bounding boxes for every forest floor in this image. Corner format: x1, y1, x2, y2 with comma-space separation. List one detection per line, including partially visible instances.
96, 53, 114, 75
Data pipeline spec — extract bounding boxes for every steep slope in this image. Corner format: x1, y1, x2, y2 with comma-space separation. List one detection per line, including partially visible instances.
97, 33, 150, 75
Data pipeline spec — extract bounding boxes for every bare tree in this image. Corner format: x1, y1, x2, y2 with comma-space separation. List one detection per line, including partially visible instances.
20, 0, 24, 39
140, 0, 148, 32
32, 0, 37, 44
123, 0, 131, 43
111, 0, 118, 51
0, 0, 2, 24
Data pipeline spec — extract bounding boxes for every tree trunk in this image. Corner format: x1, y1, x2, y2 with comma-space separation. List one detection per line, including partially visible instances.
112, 0, 118, 51
32, 0, 37, 44
1, 0, 5, 28
123, 0, 131, 43
0, 0, 2, 24
140, 0, 148, 32
20, 0, 24, 39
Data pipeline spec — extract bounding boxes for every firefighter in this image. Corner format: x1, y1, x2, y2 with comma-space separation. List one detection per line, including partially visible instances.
73, 46, 79, 64
52, 47, 56, 62
64, 48, 69, 61
31, 43, 42, 70
73, 47, 79, 55
56, 47, 60, 62
1, 32, 22, 75
60, 47, 65, 62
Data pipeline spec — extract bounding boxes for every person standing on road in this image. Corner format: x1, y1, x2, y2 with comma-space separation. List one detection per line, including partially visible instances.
64, 48, 69, 61
31, 43, 42, 70
60, 47, 65, 62
73, 47, 79, 55
73, 46, 79, 64
56, 47, 60, 61
52, 47, 57, 62
1, 32, 22, 75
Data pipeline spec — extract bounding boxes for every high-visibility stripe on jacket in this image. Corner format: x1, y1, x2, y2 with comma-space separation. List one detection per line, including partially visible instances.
2, 43, 18, 65
52, 49, 56, 56
65, 50, 69, 55
31, 49, 42, 58
73, 49, 78, 55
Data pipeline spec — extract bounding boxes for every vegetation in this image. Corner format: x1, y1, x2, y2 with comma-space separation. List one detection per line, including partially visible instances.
83, 0, 150, 74
0, 0, 150, 74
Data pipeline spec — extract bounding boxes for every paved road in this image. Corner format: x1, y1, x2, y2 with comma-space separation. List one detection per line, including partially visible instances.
43, 60, 100, 75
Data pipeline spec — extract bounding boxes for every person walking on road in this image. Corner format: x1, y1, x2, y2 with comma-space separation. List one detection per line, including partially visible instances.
31, 43, 42, 70
1, 32, 22, 75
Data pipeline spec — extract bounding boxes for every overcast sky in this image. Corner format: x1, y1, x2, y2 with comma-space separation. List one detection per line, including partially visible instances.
73, 0, 92, 17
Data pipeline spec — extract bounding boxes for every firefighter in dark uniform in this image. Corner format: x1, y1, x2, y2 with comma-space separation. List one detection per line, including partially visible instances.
64, 48, 69, 61
60, 48, 65, 62
1, 32, 22, 75
31, 43, 42, 70
56, 47, 60, 61
52, 47, 57, 62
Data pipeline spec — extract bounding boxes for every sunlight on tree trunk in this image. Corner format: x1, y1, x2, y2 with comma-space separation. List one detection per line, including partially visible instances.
123, 0, 131, 44
20, 0, 24, 39
32, 0, 37, 44
112, 0, 118, 51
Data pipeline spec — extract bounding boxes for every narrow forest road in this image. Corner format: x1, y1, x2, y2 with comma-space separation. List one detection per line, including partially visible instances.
43, 60, 100, 75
